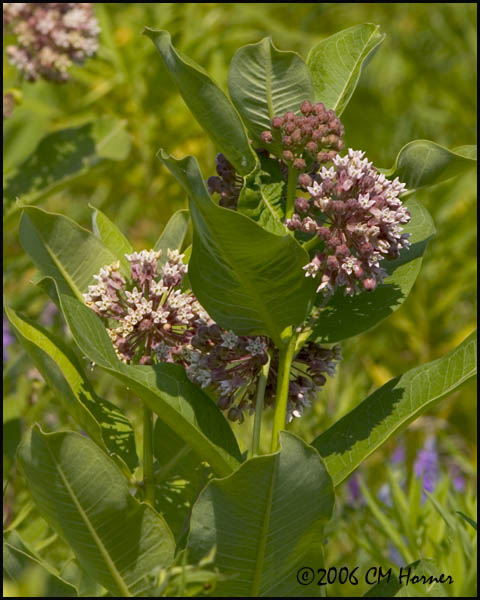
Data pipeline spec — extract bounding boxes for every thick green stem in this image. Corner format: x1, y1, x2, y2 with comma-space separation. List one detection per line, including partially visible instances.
270, 335, 297, 452
285, 165, 298, 219
251, 353, 271, 457
143, 405, 155, 506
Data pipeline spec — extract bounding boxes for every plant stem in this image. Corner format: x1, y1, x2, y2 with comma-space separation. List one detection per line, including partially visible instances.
251, 353, 271, 457
270, 335, 297, 452
285, 164, 298, 219
303, 234, 320, 252
143, 405, 155, 506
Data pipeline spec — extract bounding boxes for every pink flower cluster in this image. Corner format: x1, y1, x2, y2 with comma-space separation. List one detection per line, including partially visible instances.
286, 149, 411, 296
3, 3, 99, 82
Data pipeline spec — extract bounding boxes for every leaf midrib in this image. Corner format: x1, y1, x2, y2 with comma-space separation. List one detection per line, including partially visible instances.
45, 437, 132, 597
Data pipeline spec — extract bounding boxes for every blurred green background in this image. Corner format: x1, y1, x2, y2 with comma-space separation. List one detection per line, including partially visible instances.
3, 3, 477, 597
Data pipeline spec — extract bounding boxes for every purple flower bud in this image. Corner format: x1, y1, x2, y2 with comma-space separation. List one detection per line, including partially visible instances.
271, 116, 284, 128
305, 141, 318, 155
298, 173, 312, 188
284, 111, 296, 121
282, 150, 294, 162
295, 197, 310, 213
260, 130, 273, 143
300, 100, 313, 115
362, 277, 376, 291
293, 158, 306, 171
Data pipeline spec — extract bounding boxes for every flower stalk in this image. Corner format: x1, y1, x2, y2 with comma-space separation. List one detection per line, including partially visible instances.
251, 352, 271, 456
285, 164, 298, 219
270, 334, 298, 452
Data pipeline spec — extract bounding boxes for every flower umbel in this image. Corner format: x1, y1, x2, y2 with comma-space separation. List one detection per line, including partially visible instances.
3, 3, 100, 82
83, 249, 208, 365
287, 148, 411, 296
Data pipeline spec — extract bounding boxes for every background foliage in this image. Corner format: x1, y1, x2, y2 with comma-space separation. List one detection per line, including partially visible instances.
3, 3, 476, 597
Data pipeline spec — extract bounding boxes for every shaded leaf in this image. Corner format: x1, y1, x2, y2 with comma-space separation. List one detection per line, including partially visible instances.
4, 531, 77, 597
91, 204, 133, 272
385, 140, 477, 190
4, 117, 131, 224
19, 206, 123, 302
144, 28, 257, 175
154, 209, 190, 267
17, 426, 175, 597
364, 559, 449, 597
228, 37, 314, 151
158, 151, 316, 346
55, 285, 242, 478
312, 331, 477, 487
307, 24, 385, 115
4, 302, 138, 472
188, 432, 334, 597
311, 199, 434, 343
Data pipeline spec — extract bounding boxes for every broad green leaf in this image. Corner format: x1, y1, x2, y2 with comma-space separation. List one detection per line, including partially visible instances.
307, 24, 385, 116
188, 432, 334, 597
17, 427, 175, 597
228, 37, 314, 151
19, 206, 125, 302
237, 155, 286, 235
144, 28, 257, 175
4, 117, 131, 224
153, 419, 211, 547
55, 286, 242, 478
91, 204, 133, 272
158, 152, 316, 346
4, 302, 138, 472
154, 209, 190, 266
311, 199, 434, 343
312, 331, 477, 487
385, 140, 477, 190
4, 531, 78, 597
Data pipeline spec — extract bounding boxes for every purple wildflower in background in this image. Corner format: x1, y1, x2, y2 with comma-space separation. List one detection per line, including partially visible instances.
391, 443, 406, 464
40, 301, 59, 326
414, 437, 439, 496
449, 463, 466, 493
3, 3, 100, 82
346, 473, 363, 506
3, 316, 14, 362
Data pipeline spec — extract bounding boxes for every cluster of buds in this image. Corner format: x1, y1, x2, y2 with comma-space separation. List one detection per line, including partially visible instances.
83, 249, 209, 364
206, 153, 244, 209
187, 325, 341, 423
260, 100, 344, 188
287, 149, 411, 296
3, 3, 100, 82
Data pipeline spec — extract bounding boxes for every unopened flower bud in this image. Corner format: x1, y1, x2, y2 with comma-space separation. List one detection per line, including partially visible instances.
298, 173, 312, 188
293, 158, 306, 171
282, 150, 294, 162
362, 277, 377, 291
295, 197, 310, 213
271, 116, 284, 128
301, 100, 313, 115
261, 130, 273, 143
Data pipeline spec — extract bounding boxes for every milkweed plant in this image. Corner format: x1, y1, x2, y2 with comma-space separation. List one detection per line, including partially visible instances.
4, 19, 477, 598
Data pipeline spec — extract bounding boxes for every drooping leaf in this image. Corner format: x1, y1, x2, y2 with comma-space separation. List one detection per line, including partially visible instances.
188, 432, 334, 597
456, 511, 477, 531
55, 285, 242, 478
19, 206, 124, 302
4, 117, 131, 225
307, 24, 385, 115
154, 209, 190, 266
4, 302, 138, 472
385, 140, 477, 190
91, 204, 133, 272
311, 198, 435, 344
228, 37, 314, 151
17, 426, 175, 597
153, 419, 211, 547
312, 331, 477, 487
3, 531, 78, 597
144, 28, 257, 175
158, 151, 316, 346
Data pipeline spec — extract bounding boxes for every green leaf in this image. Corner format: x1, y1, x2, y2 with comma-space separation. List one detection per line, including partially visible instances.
4, 117, 131, 224
153, 419, 211, 547
154, 209, 190, 266
228, 37, 314, 151
17, 426, 175, 597
385, 140, 477, 190
312, 331, 477, 487
188, 432, 334, 597
307, 24, 385, 116
158, 152, 316, 346
4, 302, 138, 472
237, 155, 286, 235
19, 206, 124, 302
91, 204, 133, 272
456, 511, 477, 531
144, 28, 257, 175
4, 531, 78, 597
55, 286, 242, 478
311, 199, 435, 343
